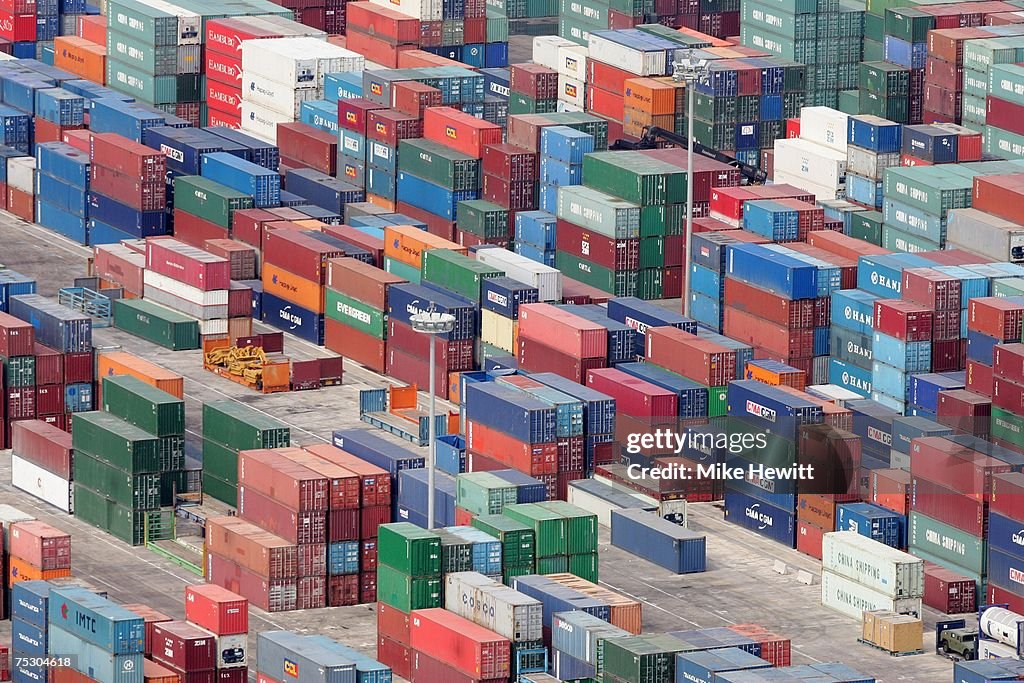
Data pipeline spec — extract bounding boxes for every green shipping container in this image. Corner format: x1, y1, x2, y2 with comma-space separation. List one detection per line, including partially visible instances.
472, 514, 537, 566
884, 7, 933, 42
503, 503, 568, 558
602, 635, 688, 683
113, 298, 200, 351
457, 472, 519, 516
509, 92, 557, 115
838, 90, 860, 115
457, 200, 509, 239
992, 407, 1024, 450
882, 225, 938, 254
581, 152, 688, 205
324, 288, 386, 339
398, 139, 480, 192
993, 278, 1024, 298
72, 411, 161, 474
569, 552, 599, 582
486, 16, 510, 41
556, 185, 640, 239
639, 238, 665, 269
990, 64, 1024, 107
693, 92, 737, 125
173, 176, 254, 229
882, 167, 972, 217
962, 37, 1024, 74
708, 386, 728, 418
377, 564, 442, 612
850, 210, 884, 245
107, 58, 178, 104
555, 252, 638, 297
421, 250, 504, 302
636, 268, 664, 300
538, 501, 597, 554
202, 400, 290, 450
203, 439, 239, 485
106, 29, 180, 76
74, 451, 161, 510
986, 125, 1024, 160
102, 374, 185, 437
640, 203, 686, 238
202, 471, 238, 508
435, 530, 474, 573
963, 71, 989, 99
537, 555, 569, 573
503, 563, 535, 585
909, 511, 987, 576
2, 354, 35, 387
741, 1, 817, 40
859, 61, 908, 96
558, 16, 594, 45
106, 0, 181, 46
160, 469, 195, 506
384, 256, 422, 284
859, 90, 909, 122
863, 10, 884, 40
73, 483, 156, 546
157, 435, 186, 472
863, 38, 884, 62
378, 522, 442, 577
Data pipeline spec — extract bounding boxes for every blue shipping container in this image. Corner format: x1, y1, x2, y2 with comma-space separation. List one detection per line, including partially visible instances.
201, 152, 280, 208
12, 580, 52, 629
836, 502, 904, 549
332, 429, 425, 476
480, 276, 539, 320
529, 372, 616, 435
285, 168, 365, 214
727, 380, 824, 438
9, 294, 91, 352
726, 244, 818, 300
260, 291, 324, 345
723, 491, 796, 546
464, 382, 557, 443
610, 508, 707, 574
606, 296, 697, 357
387, 283, 476, 341
47, 587, 144, 654
45, 626, 143, 683
674, 648, 772, 683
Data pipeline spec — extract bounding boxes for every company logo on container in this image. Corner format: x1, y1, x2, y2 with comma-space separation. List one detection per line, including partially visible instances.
745, 503, 772, 529
370, 82, 384, 96
866, 426, 891, 446
375, 122, 388, 135
345, 165, 357, 179
346, 112, 358, 124
840, 371, 869, 392
745, 400, 776, 422
446, 126, 458, 139
284, 659, 299, 677
1013, 529, 1024, 547
279, 306, 302, 329
565, 83, 578, 98
487, 290, 508, 308
207, 31, 235, 48
1012, 568, 1024, 587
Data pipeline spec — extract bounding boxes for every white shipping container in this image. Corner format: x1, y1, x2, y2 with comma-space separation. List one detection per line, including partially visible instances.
773, 138, 847, 190
142, 0, 202, 46
557, 74, 587, 109
198, 318, 229, 336
771, 172, 843, 202
978, 639, 1018, 659
947, 208, 1024, 263
567, 480, 660, 528
241, 100, 293, 142
557, 44, 588, 81
144, 270, 228, 307
143, 286, 228, 321
821, 570, 922, 621
821, 531, 924, 599
481, 308, 515, 353
213, 632, 248, 669
804, 384, 866, 406
557, 101, 584, 113
241, 37, 363, 89
8, 156, 36, 194
475, 248, 563, 301
242, 72, 322, 118
533, 35, 576, 69
800, 106, 850, 153
444, 571, 543, 642
586, 33, 666, 76
12, 454, 73, 513
847, 147, 901, 180
367, 0, 442, 20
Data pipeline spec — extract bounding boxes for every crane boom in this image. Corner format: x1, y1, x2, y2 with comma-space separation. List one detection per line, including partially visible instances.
609, 126, 769, 185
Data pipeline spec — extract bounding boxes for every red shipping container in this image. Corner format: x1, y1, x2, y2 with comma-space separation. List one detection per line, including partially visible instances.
346, 2, 421, 42
207, 109, 242, 130
423, 107, 503, 158
389, 80, 442, 118
230, 208, 279, 249
482, 144, 537, 183
328, 573, 359, 607
518, 303, 607, 359
0, 11, 34, 41
326, 258, 402, 309
560, 275, 610, 304
555, 219, 639, 271
988, 95, 1024, 136
33, 385, 62, 417
48, 668, 94, 683
6, 386, 35, 420
360, 570, 377, 604
807, 230, 892, 260
796, 520, 824, 560
386, 347, 452, 399
296, 575, 326, 609
173, 210, 228, 248
646, 326, 737, 386
874, 299, 934, 342
324, 319, 385, 374
339, 98, 390, 136
185, 584, 248, 636
366, 109, 422, 148
966, 359, 994, 397
145, 239, 230, 291
277, 123, 337, 176
238, 447, 330, 512
91, 133, 166, 182
974, 174, 1024, 223
911, 475, 986, 536
303, 443, 392, 506
725, 307, 815, 359
378, 636, 412, 681
362, 504, 390, 540
586, 59, 634, 96
207, 78, 242, 114
321, 227, 384, 267
910, 436, 1011, 503
89, 166, 164, 211
205, 553, 297, 613
11, 419, 72, 478
216, 668, 247, 683
992, 471, 1024, 522
932, 338, 967, 373
937, 389, 991, 436
204, 16, 295, 54
388, 319, 474, 371
394, 201, 455, 241
724, 277, 818, 329
410, 650, 505, 683
465, 419, 557, 475
328, 507, 359, 542
61, 351, 92, 384
924, 562, 977, 614
379, 602, 411, 644
0, 310, 34, 356
93, 244, 145, 296
482, 175, 536, 211
275, 448, 360, 510
151, 622, 217, 673
902, 267, 962, 311
995, 343, 1024, 384
871, 468, 911, 515
586, 86, 625, 123
409, 608, 511, 679
206, 49, 242, 86
517, 337, 606, 383
204, 517, 298, 580
9, 520, 70, 570
586, 367, 678, 419
7, 187, 32, 222
263, 230, 344, 285
971, 296, 1024, 341
237, 486, 327, 545
988, 582, 1024, 615
361, 538, 378, 570
510, 63, 558, 99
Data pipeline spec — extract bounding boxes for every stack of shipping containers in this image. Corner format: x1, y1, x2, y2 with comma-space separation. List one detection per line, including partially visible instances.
10, 420, 74, 511
201, 399, 290, 507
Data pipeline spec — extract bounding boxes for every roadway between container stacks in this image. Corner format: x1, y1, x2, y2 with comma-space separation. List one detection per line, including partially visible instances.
1, 213, 954, 680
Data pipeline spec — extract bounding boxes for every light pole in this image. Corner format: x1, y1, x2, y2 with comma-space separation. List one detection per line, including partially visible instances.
674, 51, 709, 319
410, 306, 456, 529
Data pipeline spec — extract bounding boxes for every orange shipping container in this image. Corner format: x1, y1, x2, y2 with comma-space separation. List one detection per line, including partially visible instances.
397, 49, 470, 69
50, 668, 99, 683
261, 261, 324, 313
96, 351, 185, 398
143, 659, 181, 683
383, 225, 466, 268
367, 194, 396, 211
77, 14, 107, 44
623, 77, 679, 115
54, 36, 106, 85
7, 555, 72, 585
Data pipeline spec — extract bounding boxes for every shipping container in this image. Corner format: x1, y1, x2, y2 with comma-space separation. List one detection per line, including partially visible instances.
610, 509, 706, 574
